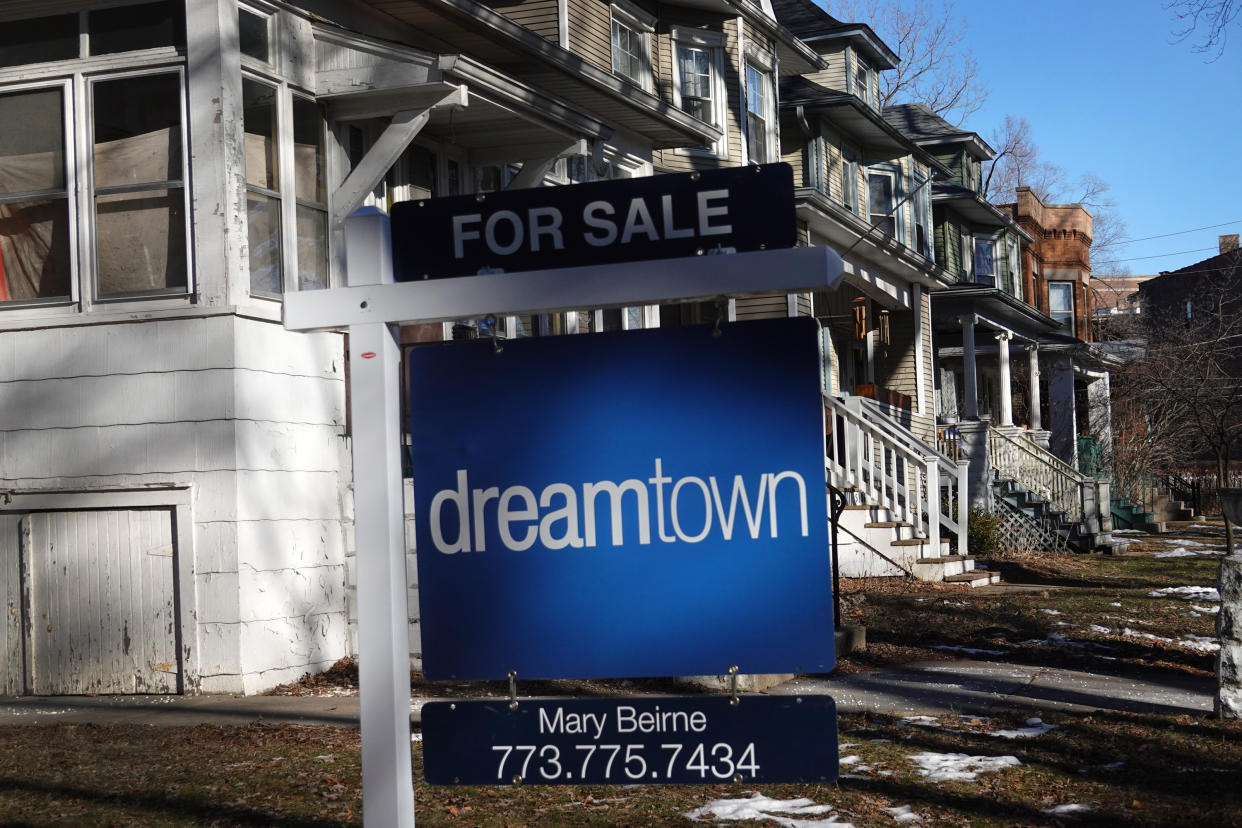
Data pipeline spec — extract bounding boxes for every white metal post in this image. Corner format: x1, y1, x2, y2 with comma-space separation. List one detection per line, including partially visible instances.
346, 208, 415, 827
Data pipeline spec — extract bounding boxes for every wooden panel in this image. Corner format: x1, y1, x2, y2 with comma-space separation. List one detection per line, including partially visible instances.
28, 510, 177, 695
0, 515, 21, 694
735, 294, 789, 320
567, 0, 613, 71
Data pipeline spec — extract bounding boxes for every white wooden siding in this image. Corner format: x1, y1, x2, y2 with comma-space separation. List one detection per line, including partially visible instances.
1, 515, 21, 695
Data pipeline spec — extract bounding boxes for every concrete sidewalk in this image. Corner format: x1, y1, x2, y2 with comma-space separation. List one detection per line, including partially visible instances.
0, 659, 1216, 727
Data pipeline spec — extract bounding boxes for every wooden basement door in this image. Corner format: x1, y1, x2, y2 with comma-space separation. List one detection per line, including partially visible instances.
1, 510, 180, 695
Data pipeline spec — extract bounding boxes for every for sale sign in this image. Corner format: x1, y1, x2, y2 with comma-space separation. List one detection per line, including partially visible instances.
407, 317, 835, 680
390, 163, 795, 280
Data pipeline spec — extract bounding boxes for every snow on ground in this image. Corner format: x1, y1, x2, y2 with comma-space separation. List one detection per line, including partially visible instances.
1193, 604, 1221, 614
1112, 529, 1148, 535
1089, 624, 1112, 634
1040, 608, 1063, 615
685, 793, 852, 827
1155, 538, 1212, 547
883, 805, 923, 823
992, 718, 1055, 739
1044, 804, 1092, 816
1122, 628, 1220, 652
1156, 547, 1222, 558
1149, 586, 1221, 601
910, 752, 1021, 782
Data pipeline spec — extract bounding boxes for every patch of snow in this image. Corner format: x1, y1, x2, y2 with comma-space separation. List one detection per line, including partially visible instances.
1088, 624, 1112, 634
685, 793, 850, 827
901, 716, 940, 727
1156, 538, 1211, 547
839, 755, 862, 766
883, 805, 923, 823
1040, 608, 1062, 615
992, 718, 1055, 739
909, 752, 1021, 782
1043, 804, 1092, 816
1122, 628, 1220, 652
1156, 546, 1222, 558
412, 733, 423, 743
1149, 586, 1220, 601
1109, 602, 1123, 607
1112, 529, 1148, 535
1193, 604, 1221, 615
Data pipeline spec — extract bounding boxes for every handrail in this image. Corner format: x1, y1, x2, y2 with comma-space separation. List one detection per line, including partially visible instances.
824, 393, 967, 557
988, 425, 1088, 523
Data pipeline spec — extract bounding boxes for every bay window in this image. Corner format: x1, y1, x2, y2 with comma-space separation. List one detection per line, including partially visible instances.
243, 78, 282, 296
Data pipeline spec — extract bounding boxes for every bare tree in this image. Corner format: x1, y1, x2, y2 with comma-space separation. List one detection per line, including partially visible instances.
828, 0, 987, 125
1167, 0, 1240, 57
1125, 259, 1242, 551
983, 116, 1130, 273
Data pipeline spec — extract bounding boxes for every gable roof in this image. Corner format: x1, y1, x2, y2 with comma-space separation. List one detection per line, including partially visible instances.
883, 102, 994, 159
770, 0, 898, 67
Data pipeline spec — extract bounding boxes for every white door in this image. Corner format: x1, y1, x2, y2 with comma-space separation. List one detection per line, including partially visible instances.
22, 509, 179, 695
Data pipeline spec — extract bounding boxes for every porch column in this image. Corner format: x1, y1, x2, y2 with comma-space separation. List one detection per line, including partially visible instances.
1027, 344, 1042, 430
1047, 353, 1078, 467
1087, 371, 1113, 456
959, 314, 980, 420
996, 331, 1013, 427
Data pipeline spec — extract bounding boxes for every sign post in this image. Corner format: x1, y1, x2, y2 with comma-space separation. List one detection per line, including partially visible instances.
342, 210, 416, 828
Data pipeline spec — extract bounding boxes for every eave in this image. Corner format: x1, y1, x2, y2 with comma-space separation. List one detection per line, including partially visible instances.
782, 92, 949, 175
658, 0, 826, 74
795, 24, 898, 68
933, 185, 1034, 242
351, 0, 721, 148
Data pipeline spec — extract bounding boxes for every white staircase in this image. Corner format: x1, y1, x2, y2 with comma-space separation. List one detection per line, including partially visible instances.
825, 395, 998, 586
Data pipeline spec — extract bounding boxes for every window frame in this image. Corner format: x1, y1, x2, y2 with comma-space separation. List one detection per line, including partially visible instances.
865, 163, 903, 240
1048, 281, 1076, 334
609, 0, 654, 92
743, 56, 775, 165
912, 170, 931, 258
0, 78, 79, 309
852, 49, 874, 109
86, 66, 193, 303
671, 26, 727, 159
841, 146, 859, 216
973, 236, 997, 285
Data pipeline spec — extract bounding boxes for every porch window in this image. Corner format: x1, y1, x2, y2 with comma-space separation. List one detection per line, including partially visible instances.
0, 86, 72, 304
293, 95, 327, 291
238, 7, 272, 63
243, 78, 282, 296
1049, 282, 1075, 333
92, 72, 188, 297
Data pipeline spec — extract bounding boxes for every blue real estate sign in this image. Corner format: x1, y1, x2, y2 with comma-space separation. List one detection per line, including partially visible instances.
408, 316, 834, 680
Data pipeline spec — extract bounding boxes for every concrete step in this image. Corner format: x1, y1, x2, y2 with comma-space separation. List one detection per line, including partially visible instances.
944, 569, 1002, 588
912, 554, 975, 580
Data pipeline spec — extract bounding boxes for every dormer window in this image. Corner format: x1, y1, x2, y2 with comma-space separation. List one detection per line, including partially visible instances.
610, 1, 654, 91
672, 27, 728, 159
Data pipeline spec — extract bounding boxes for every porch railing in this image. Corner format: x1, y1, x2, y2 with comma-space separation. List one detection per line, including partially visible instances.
988, 426, 1089, 523
824, 393, 968, 557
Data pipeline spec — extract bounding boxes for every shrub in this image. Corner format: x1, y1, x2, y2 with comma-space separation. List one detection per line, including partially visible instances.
967, 507, 1002, 558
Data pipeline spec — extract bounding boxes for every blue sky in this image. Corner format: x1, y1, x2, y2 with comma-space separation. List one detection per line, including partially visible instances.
869, 2, 1242, 274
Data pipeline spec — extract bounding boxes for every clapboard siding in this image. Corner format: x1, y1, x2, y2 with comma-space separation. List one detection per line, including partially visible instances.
0, 515, 21, 694
801, 44, 848, 93
483, 0, 561, 40
567, 0, 620, 73
735, 294, 789, 320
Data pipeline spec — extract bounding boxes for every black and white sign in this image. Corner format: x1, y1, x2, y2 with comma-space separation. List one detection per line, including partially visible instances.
390, 163, 796, 280
421, 695, 838, 785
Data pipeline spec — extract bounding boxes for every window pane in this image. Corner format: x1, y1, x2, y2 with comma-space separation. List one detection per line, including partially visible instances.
239, 9, 270, 62
0, 14, 78, 68
974, 239, 995, 276
296, 204, 328, 291
95, 188, 186, 294
0, 88, 66, 194
0, 199, 71, 302
292, 97, 325, 204
678, 46, 713, 122
243, 79, 279, 191
89, 1, 185, 55
247, 192, 282, 295
93, 74, 183, 188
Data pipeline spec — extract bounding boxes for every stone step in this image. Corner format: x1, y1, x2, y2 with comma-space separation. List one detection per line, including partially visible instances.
944, 569, 1002, 588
